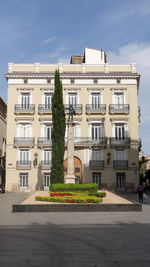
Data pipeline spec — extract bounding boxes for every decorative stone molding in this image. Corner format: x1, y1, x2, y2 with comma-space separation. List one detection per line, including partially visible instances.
87, 117, 105, 124
40, 88, 54, 92
110, 118, 128, 124
17, 88, 34, 91
15, 117, 34, 122
39, 118, 52, 122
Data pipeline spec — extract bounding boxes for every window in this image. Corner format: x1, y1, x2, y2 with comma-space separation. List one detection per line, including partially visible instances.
115, 124, 125, 139
68, 93, 77, 106
92, 150, 102, 160
44, 93, 52, 108
19, 173, 28, 189
43, 124, 52, 139
43, 150, 51, 163
114, 93, 124, 108
116, 173, 126, 190
18, 124, 31, 138
92, 173, 101, 189
20, 93, 30, 108
43, 173, 50, 189
115, 150, 126, 161
91, 93, 101, 108
91, 124, 103, 140
19, 150, 29, 163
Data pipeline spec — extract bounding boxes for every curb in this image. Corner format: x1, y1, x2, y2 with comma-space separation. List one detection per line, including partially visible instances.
12, 202, 142, 212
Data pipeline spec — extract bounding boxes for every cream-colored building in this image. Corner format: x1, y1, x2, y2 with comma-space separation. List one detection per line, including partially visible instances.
5, 47, 140, 192
0, 97, 7, 185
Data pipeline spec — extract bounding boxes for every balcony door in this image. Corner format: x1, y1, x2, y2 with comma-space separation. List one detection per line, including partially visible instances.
115, 124, 125, 140
44, 93, 52, 108
43, 150, 51, 163
19, 124, 31, 138
91, 93, 101, 108
91, 124, 103, 140
68, 93, 77, 106
92, 150, 103, 160
20, 150, 29, 163
115, 150, 126, 161
21, 93, 30, 108
114, 93, 124, 108
44, 124, 52, 139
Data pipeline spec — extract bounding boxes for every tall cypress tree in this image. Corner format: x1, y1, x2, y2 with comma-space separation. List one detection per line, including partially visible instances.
51, 70, 66, 184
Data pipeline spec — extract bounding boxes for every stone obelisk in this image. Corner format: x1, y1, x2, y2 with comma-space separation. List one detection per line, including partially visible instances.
65, 105, 76, 184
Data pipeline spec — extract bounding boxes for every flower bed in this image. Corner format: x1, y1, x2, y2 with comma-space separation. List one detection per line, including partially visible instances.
36, 190, 106, 204
50, 192, 72, 197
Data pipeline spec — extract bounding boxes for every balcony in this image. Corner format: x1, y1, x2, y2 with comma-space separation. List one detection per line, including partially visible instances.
65, 137, 107, 147
14, 138, 35, 148
41, 161, 51, 170
37, 138, 52, 147
14, 104, 35, 114
38, 104, 52, 114
113, 160, 128, 169
89, 160, 104, 169
110, 137, 130, 147
16, 161, 31, 169
109, 104, 129, 114
64, 104, 83, 115
86, 104, 106, 114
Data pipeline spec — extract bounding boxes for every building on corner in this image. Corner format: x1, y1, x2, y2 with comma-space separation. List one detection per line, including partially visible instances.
5, 47, 141, 192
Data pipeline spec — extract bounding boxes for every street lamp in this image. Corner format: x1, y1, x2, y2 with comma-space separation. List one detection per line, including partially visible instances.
107, 152, 111, 165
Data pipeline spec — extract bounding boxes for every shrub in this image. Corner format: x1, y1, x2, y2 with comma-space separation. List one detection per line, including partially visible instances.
35, 195, 102, 203
50, 183, 98, 193
88, 192, 106, 198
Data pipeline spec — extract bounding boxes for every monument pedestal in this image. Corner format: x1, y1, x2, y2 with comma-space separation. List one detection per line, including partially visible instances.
65, 122, 76, 184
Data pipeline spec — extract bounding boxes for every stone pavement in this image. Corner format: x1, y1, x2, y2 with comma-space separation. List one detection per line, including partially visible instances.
0, 192, 150, 267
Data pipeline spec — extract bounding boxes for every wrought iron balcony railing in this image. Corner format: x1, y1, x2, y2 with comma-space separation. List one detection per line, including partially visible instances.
41, 161, 51, 169
86, 104, 106, 114
64, 104, 83, 114
37, 137, 52, 147
109, 104, 129, 114
110, 137, 130, 147
16, 161, 31, 169
14, 104, 35, 114
14, 138, 35, 147
89, 160, 104, 168
113, 160, 128, 168
38, 104, 52, 114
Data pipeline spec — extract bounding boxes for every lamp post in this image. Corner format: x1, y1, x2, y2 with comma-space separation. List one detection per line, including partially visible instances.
107, 152, 111, 165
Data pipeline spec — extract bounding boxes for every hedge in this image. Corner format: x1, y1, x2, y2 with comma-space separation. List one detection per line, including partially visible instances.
88, 192, 106, 198
50, 183, 98, 193
35, 195, 102, 203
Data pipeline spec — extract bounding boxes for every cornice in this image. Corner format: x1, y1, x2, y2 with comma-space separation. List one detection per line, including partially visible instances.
5, 72, 140, 80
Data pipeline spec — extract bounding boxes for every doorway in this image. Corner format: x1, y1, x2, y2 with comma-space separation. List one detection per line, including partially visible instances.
64, 156, 82, 184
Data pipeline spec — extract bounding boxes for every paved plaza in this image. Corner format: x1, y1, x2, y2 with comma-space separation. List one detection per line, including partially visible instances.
0, 192, 150, 267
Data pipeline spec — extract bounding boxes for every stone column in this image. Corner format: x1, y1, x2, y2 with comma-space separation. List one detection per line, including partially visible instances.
65, 122, 76, 184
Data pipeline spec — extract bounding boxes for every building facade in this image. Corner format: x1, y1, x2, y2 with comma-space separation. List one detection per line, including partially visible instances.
5, 47, 140, 192
0, 97, 7, 186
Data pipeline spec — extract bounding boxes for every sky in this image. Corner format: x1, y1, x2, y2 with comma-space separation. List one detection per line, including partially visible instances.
0, 0, 150, 154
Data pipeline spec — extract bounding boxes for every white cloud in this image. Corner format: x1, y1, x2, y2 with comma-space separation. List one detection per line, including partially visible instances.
108, 42, 150, 154
42, 36, 57, 45
35, 45, 69, 63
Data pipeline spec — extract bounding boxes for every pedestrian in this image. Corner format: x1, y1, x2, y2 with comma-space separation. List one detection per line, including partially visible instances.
137, 183, 144, 203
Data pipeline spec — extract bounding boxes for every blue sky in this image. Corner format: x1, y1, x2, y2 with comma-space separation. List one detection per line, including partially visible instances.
0, 0, 150, 154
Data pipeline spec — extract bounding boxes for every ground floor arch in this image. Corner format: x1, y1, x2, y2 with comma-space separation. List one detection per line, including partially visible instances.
64, 156, 82, 184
